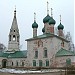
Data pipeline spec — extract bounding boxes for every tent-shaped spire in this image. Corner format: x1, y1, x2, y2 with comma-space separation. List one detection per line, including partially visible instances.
11, 7, 18, 30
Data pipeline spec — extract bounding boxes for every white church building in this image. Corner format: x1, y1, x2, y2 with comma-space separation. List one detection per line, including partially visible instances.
0, 2, 75, 68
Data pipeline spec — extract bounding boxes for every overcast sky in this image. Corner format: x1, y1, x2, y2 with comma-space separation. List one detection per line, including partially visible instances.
0, 0, 74, 50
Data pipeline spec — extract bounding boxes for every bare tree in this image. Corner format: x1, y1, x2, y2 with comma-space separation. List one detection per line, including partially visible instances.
0, 43, 6, 52
65, 32, 74, 51
54, 27, 58, 35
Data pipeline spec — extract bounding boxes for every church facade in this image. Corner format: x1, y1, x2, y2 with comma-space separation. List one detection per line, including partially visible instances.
26, 12, 74, 67
0, 3, 75, 68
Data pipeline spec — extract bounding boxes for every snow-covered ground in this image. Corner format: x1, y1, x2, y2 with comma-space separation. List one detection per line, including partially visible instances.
0, 68, 62, 74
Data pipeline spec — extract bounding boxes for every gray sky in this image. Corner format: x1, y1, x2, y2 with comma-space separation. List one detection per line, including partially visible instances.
0, 0, 74, 50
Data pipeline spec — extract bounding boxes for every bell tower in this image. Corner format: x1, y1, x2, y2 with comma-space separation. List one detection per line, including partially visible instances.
8, 8, 20, 51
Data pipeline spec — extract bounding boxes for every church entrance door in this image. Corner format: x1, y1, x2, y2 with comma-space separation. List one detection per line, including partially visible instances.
2, 59, 7, 68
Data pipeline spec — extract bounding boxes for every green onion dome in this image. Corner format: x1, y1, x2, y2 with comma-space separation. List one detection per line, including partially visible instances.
42, 27, 45, 33
49, 18, 56, 25
58, 23, 64, 30
43, 15, 52, 23
32, 21, 38, 28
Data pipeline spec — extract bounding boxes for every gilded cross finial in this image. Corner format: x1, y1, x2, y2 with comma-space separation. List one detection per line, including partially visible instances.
51, 8, 53, 17
14, 6, 16, 18
34, 12, 36, 22
60, 15, 61, 23
47, 1, 49, 15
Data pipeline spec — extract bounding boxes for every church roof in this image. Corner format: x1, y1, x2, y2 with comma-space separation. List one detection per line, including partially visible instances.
0, 52, 9, 57
55, 48, 74, 57
58, 23, 64, 30
49, 17, 56, 25
43, 15, 52, 23
32, 21, 38, 28
25, 33, 69, 42
0, 50, 27, 58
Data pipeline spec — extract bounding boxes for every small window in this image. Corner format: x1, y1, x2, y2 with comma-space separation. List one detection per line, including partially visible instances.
10, 29, 12, 32
12, 62, 13, 66
61, 41, 64, 47
62, 42, 64, 47
14, 30, 15, 32
16, 61, 18, 66
22, 62, 24, 66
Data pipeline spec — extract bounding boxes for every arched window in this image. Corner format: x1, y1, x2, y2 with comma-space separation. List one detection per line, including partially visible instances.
13, 35, 16, 41
33, 60, 36, 66
66, 58, 71, 66
22, 61, 24, 66
44, 47, 47, 58
39, 60, 42, 67
46, 60, 49, 66
35, 51, 38, 58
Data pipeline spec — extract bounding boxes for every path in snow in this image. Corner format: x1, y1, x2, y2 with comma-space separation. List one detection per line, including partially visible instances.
0, 68, 63, 74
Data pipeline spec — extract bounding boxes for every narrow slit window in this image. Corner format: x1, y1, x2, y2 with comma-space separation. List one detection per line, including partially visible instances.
17, 36, 19, 42
9, 35, 11, 41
